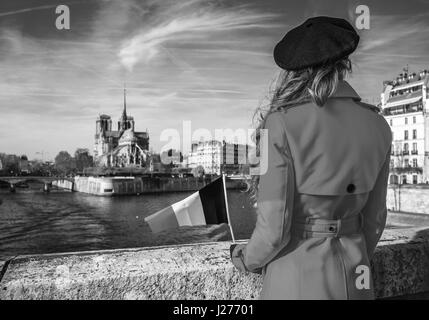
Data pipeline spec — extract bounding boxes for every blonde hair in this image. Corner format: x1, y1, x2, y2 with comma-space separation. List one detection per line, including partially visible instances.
248, 58, 353, 201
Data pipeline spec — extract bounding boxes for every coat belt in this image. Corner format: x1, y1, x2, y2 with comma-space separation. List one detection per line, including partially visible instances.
291, 214, 362, 239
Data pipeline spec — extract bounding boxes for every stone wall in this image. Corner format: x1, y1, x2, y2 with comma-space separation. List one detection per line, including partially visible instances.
1, 227, 429, 300
52, 176, 246, 196
387, 185, 429, 214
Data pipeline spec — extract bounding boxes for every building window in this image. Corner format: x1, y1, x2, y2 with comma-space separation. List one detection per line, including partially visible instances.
404, 130, 408, 140
405, 117, 408, 124
390, 174, 398, 184
405, 159, 409, 167
413, 129, 417, 139
412, 143, 418, 154
390, 119, 393, 126
413, 116, 416, 124
403, 143, 409, 155
413, 175, 418, 184
402, 175, 407, 184
413, 159, 418, 167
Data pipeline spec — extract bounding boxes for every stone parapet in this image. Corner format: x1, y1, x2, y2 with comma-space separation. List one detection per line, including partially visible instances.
1, 228, 428, 300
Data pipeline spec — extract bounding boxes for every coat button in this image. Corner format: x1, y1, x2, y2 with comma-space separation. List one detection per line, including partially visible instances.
347, 183, 356, 193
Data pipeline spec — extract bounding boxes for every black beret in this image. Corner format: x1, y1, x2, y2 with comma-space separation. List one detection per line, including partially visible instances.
273, 16, 360, 71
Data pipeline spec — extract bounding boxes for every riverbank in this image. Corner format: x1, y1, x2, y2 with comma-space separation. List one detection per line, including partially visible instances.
1, 226, 428, 300
52, 176, 247, 196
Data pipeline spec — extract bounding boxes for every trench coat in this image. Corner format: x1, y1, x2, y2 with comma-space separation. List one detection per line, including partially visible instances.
234, 80, 392, 300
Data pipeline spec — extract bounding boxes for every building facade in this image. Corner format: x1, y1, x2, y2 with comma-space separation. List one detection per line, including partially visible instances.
94, 90, 150, 168
187, 140, 252, 175
381, 69, 429, 184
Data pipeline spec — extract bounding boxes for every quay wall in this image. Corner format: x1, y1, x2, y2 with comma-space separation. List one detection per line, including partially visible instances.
387, 185, 429, 214
52, 176, 246, 196
1, 227, 429, 300
52, 180, 74, 190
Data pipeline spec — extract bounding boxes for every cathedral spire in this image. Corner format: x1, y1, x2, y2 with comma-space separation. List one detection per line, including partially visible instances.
118, 85, 129, 133
122, 86, 127, 120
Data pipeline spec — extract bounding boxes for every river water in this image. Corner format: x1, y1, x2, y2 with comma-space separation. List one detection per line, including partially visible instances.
0, 183, 256, 259
1, 183, 429, 260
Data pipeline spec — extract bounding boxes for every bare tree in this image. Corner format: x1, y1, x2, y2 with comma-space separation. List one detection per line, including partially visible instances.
391, 141, 406, 212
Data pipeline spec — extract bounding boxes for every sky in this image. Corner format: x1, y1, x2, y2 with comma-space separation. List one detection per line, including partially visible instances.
0, 0, 429, 160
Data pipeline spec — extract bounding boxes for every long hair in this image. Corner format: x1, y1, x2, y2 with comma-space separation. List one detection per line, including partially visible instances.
248, 58, 353, 202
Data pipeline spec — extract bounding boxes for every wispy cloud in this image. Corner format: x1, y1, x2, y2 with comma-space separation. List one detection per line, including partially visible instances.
358, 14, 429, 52
1, 0, 429, 158
0, 4, 59, 17
0, 0, 281, 157
118, 0, 278, 71
348, 11, 429, 101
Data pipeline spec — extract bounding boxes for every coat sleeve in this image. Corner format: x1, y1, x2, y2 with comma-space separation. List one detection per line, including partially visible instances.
242, 113, 295, 272
361, 148, 391, 259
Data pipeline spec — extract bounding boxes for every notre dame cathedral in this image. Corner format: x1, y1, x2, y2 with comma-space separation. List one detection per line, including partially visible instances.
94, 90, 150, 168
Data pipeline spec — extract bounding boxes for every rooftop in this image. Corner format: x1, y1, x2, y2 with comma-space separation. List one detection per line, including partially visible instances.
386, 90, 422, 105
387, 69, 429, 90
119, 129, 138, 143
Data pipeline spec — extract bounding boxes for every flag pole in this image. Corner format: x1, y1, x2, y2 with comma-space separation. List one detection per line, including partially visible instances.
222, 173, 236, 243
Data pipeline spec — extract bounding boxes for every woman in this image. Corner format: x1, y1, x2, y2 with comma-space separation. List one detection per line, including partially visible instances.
230, 16, 392, 299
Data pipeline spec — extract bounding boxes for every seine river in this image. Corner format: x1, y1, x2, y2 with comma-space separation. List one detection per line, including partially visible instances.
0, 183, 257, 259
1, 183, 429, 260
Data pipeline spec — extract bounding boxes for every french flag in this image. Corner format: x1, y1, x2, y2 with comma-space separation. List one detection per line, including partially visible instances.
145, 175, 233, 237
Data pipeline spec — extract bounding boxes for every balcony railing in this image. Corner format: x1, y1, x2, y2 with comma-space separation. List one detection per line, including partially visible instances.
402, 151, 410, 155
391, 166, 423, 174
382, 103, 423, 116
411, 150, 418, 155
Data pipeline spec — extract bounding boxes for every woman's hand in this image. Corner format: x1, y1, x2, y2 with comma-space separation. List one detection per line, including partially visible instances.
230, 244, 248, 273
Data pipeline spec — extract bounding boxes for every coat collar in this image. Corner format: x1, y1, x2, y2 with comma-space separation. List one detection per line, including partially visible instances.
331, 80, 361, 101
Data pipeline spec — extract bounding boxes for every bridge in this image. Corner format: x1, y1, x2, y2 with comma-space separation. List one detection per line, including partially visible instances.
0, 176, 74, 192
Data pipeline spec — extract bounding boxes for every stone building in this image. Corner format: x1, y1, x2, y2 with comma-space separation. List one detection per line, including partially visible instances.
94, 90, 149, 168
381, 69, 429, 184
187, 140, 252, 175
